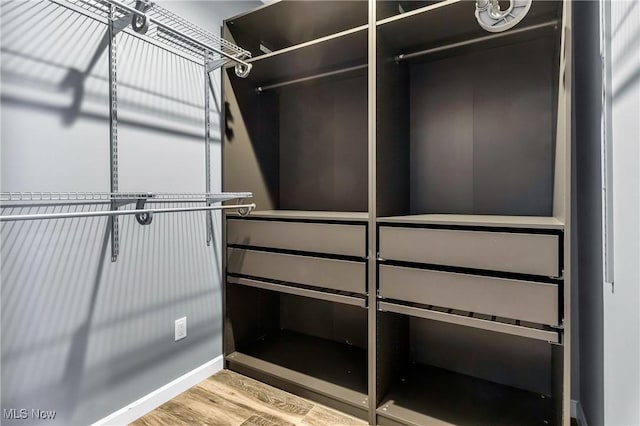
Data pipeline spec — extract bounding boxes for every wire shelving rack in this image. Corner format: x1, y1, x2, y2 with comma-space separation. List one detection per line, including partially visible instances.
0, 0, 256, 261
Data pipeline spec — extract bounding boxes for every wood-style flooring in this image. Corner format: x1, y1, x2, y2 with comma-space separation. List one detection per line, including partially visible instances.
131, 370, 367, 426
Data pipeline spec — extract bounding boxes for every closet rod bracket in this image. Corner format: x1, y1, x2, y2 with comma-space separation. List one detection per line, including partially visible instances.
131, 0, 151, 34
134, 193, 154, 225
236, 199, 252, 217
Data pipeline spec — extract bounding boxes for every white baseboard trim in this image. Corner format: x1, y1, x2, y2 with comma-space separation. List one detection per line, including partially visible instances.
91, 355, 223, 426
572, 399, 588, 426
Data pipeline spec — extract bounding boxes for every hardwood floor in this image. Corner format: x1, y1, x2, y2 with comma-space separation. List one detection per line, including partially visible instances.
131, 370, 367, 426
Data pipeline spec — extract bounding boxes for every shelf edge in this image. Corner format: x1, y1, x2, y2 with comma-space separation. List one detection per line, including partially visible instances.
248, 24, 368, 63
227, 276, 367, 307
376, 0, 461, 27
378, 301, 560, 343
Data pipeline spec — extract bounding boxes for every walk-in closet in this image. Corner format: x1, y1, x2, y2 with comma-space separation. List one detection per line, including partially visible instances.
5, 0, 627, 425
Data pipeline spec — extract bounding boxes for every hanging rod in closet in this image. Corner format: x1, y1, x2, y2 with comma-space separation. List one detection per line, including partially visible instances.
0, 192, 251, 204
394, 19, 559, 62
256, 64, 367, 93
0, 203, 255, 223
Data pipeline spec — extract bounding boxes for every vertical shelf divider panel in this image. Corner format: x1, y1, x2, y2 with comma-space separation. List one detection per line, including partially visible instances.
554, 1, 573, 423
367, 1, 378, 424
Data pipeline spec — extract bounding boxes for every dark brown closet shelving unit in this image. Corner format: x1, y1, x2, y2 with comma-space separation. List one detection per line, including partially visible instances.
221, 0, 572, 424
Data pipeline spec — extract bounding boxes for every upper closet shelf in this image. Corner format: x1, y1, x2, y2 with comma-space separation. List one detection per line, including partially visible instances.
232, 25, 368, 90
225, 1, 368, 57
377, 0, 562, 56
377, 214, 564, 230
56, 0, 252, 74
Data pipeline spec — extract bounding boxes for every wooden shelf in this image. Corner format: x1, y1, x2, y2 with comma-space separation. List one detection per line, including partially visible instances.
238, 25, 368, 87
228, 276, 367, 307
377, 214, 564, 230
376, 0, 561, 56
378, 301, 559, 343
246, 210, 369, 222
377, 1, 442, 21
226, 1, 367, 57
377, 363, 555, 426
226, 330, 368, 416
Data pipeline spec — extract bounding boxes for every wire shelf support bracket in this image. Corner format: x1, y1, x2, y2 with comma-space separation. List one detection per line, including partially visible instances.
204, 48, 213, 246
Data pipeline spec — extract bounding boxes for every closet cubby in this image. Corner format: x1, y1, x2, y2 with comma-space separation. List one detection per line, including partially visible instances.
224, 66, 368, 214
376, 311, 561, 426
376, 0, 563, 219
224, 212, 369, 416
223, 0, 369, 216
224, 284, 369, 418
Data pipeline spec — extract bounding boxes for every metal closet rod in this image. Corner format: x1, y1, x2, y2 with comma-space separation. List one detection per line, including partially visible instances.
395, 19, 560, 62
0, 203, 256, 222
0, 191, 251, 202
255, 19, 557, 92
105, 0, 251, 69
256, 64, 367, 93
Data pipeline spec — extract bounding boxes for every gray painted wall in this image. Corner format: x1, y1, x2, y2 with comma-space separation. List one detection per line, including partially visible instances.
0, 1, 258, 424
604, 1, 640, 425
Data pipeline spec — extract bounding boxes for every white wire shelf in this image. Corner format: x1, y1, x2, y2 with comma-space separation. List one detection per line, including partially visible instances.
0, 191, 252, 203
0, 203, 256, 222
0, 192, 255, 223
55, 0, 252, 72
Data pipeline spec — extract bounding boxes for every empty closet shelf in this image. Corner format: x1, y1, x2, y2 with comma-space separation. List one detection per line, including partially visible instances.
247, 210, 369, 222
52, 0, 251, 71
0, 191, 252, 204
378, 301, 560, 343
376, 214, 564, 229
377, 363, 555, 426
227, 276, 367, 307
0, 203, 255, 222
0, 192, 255, 222
376, 0, 561, 55
226, 331, 368, 412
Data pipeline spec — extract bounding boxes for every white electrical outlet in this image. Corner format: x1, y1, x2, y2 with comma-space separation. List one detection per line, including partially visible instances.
175, 317, 187, 341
